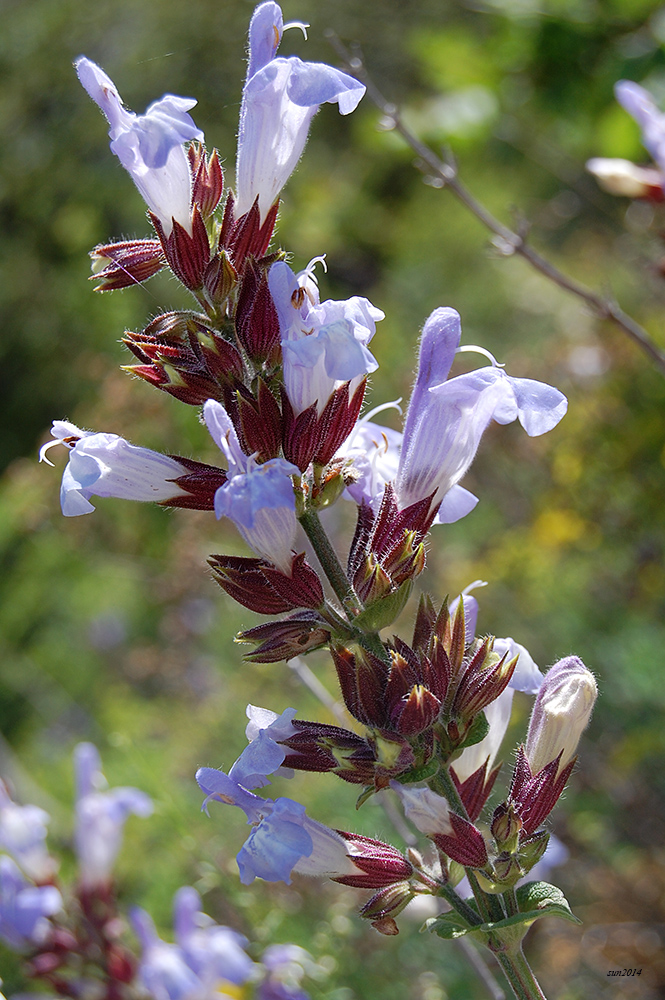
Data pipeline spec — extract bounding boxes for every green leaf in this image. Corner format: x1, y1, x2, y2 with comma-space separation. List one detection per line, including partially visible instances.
457, 710, 490, 750
514, 881, 581, 926
354, 580, 413, 632
395, 759, 440, 784
426, 912, 475, 940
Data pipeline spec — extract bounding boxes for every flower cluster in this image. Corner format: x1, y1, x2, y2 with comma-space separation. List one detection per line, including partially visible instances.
37, 0, 598, 988
0, 745, 313, 999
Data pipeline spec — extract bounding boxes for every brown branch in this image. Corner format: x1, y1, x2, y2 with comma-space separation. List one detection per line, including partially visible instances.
326, 32, 665, 377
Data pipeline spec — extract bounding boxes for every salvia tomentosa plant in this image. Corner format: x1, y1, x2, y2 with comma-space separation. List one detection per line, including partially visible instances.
22, 4, 600, 999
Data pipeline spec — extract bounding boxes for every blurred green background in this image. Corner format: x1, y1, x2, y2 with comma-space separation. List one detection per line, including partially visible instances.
1, 0, 665, 997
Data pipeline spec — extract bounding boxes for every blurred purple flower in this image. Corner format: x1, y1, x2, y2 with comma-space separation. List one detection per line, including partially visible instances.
236, 2, 365, 219
257, 944, 312, 1000
0, 781, 56, 883
132, 887, 254, 999
0, 855, 61, 951
615, 80, 665, 179
74, 743, 152, 887
76, 56, 203, 235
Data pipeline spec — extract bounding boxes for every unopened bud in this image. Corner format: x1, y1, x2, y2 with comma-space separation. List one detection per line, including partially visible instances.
360, 881, 414, 921
204, 252, 238, 306
525, 656, 597, 777
490, 802, 522, 852
518, 829, 549, 874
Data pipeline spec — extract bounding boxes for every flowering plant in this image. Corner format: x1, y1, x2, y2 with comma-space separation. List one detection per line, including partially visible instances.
12, 4, 604, 999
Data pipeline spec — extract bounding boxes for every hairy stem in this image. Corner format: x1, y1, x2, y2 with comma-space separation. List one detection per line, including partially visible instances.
299, 509, 362, 617
494, 949, 548, 1000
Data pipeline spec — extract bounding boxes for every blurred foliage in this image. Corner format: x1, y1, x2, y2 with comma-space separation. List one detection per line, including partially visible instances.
1, 0, 665, 997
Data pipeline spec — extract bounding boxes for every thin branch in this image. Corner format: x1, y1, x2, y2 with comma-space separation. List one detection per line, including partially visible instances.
326, 32, 665, 377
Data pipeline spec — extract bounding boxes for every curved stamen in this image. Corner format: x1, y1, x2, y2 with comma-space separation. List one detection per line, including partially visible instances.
456, 344, 505, 368
360, 398, 403, 423
283, 20, 309, 40
39, 435, 81, 466
297, 254, 327, 287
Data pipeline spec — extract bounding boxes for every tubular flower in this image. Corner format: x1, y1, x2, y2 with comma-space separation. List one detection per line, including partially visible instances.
204, 399, 300, 574
524, 656, 597, 777
39, 421, 217, 516
74, 743, 153, 888
335, 404, 403, 511
396, 308, 567, 519
196, 767, 357, 886
75, 57, 204, 235
269, 259, 382, 416
0, 780, 56, 883
229, 705, 299, 789
236, 2, 366, 220
0, 855, 61, 951
131, 887, 254, 1000
615, 80, 665, 180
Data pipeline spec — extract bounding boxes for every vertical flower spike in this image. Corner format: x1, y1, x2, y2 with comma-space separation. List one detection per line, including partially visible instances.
75, 57, 204, 235
236, 2, 366, 220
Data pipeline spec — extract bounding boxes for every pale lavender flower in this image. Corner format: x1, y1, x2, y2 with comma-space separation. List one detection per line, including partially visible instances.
76, 57, 203, 235
40, 421, 193, 517
203, 400, 299, 574
0, 855, 61, 951
388, 783, 452, 837
396, 308, 567, 518
0, 781, 56, 883
131, 887, 254, 999
236, 2, 365, 219
447, 597, 544, 781
173, 886, 253, 988
615, 80, 665, 176
257, 944, 312, 1000
525, 656, 597, 777
335, 405, 402, 510
451, 687, 516, 784
196, 768, 355, 885
268, 260, 382, 416
229, 706, 298, 789
74, 743, 152, 888
131, 907, 203, 1000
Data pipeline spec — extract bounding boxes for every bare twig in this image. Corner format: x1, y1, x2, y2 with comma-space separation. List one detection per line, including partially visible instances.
326, 32, 665, 377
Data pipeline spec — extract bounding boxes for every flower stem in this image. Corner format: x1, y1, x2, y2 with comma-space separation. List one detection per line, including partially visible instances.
494, 948, 548, 1000
430, 767, 505, 924
299, 510, 361, 617
436, 881, 483, 927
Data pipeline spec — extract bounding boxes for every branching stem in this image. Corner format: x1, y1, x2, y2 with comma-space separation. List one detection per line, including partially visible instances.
326, 32, 665, 377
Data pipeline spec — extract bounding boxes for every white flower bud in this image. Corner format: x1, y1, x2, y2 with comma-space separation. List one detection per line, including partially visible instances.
525, 656, 597, 777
